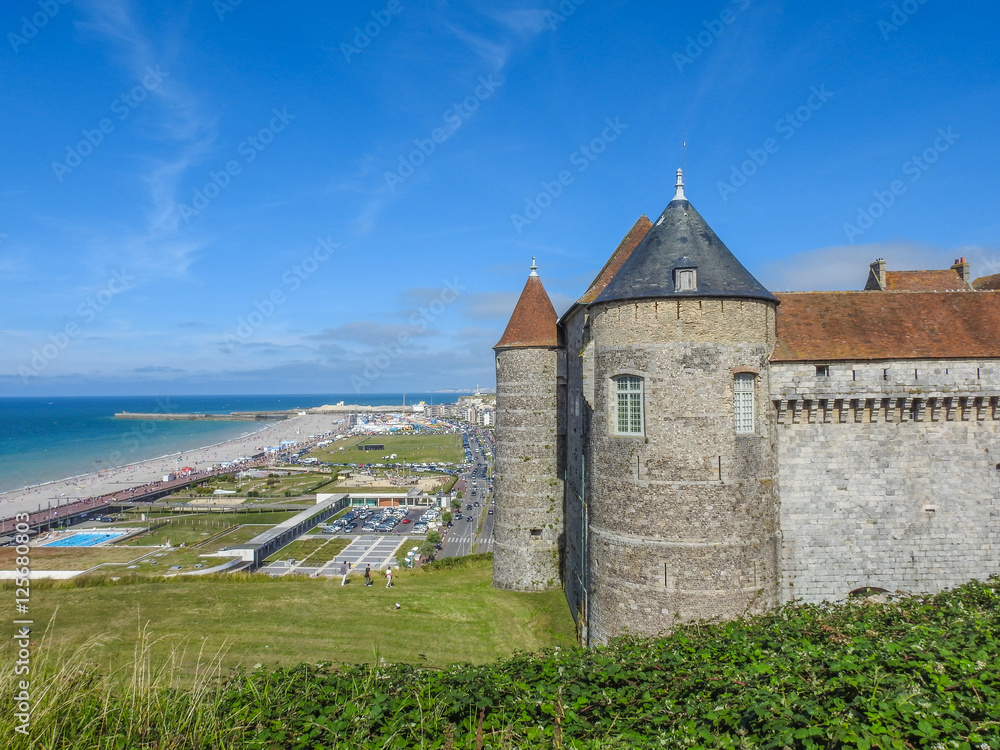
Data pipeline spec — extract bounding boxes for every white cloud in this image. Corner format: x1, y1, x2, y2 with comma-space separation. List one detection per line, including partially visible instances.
445, 23, 512, 70
75, 0, 219, 278
756, 241, 983, 292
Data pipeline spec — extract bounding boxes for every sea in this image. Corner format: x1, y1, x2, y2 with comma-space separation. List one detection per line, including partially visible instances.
0, 394, 449, 493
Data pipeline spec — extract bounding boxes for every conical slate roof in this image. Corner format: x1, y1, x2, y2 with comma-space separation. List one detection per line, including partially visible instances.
494, 261, 559, 349
593, 174, 777, 306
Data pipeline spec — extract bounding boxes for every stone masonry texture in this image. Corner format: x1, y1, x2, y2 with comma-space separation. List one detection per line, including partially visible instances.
584, 298, 780, 645
772, 358, 1000, 602
493, 346, 565, 591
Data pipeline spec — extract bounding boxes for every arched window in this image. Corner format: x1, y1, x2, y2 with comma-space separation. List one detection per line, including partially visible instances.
734, 373, 755, 433
614, 375, 643, 435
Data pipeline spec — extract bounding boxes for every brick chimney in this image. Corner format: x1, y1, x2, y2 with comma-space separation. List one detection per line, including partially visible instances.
951, 257, 971, 286
865, 258, 887, 291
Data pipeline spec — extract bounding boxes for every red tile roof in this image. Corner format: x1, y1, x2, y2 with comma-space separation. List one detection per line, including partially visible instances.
772, 291, 1000, 361
973, 273, 1000, 291
494, 274, 558, 349
577, 215, 652, 304
883, 269, 971, 291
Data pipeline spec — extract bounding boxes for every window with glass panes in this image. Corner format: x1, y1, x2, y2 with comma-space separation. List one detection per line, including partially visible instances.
614, 375, 643, 435
734, 373, 755, 433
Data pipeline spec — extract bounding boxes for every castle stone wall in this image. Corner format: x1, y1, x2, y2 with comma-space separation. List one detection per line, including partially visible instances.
772, 358, 1000, 603
585, 298, 781, 645
493, 346, 565, 590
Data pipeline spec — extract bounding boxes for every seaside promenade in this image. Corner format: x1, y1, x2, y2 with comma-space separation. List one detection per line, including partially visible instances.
0, 413, 348, 533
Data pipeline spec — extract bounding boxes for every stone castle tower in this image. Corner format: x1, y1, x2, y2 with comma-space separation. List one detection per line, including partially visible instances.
495, 171, 781, 642
492, 259, 564, 590
581, 171, 780, 643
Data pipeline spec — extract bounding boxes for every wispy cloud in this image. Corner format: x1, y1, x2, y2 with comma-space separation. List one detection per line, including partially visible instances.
445, 23, 512, 70
75, 0, 218, 277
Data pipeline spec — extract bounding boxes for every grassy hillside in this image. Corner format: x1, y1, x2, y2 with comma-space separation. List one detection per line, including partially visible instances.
3, 567, 998, 749
1, 555, 574, 675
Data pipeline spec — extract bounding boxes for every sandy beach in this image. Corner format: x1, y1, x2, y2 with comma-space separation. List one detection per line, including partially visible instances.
0, 413, 348, 522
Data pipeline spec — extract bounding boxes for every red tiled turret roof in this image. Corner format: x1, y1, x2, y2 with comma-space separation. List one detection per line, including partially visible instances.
772, 291, 1000, 361
494, 264, 558, 349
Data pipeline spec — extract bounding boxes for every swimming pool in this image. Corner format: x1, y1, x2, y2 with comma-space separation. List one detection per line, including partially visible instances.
45, 530, 128, 547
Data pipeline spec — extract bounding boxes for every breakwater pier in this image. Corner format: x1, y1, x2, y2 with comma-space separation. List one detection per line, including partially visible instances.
115, 411, 292, 422
114, 404, 412, 422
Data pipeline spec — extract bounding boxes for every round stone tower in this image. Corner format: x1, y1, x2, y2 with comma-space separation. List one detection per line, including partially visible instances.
584, 171, 781, 644
492, 259, 564, 591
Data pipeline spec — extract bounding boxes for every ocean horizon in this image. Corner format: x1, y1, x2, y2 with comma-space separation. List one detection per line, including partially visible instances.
0, 393, 455, 494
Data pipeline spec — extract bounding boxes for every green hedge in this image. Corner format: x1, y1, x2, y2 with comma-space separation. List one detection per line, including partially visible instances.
6, 575, 999, 749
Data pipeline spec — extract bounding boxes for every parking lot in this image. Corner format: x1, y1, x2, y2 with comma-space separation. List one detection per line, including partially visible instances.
319, 506, 443, 536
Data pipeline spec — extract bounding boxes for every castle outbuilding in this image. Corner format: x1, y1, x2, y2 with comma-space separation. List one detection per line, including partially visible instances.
493, 172, 1000, 646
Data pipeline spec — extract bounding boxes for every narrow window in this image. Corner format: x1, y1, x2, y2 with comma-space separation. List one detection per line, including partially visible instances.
734, 373, 755, 433
614, 375, 643, 435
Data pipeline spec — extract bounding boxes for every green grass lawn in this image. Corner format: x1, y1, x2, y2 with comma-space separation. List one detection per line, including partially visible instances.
263, 536, 349, 563
11, 558, 576, 675
0, 546, 150, 571
162, 471, 338, 500
310, 432, 463, 465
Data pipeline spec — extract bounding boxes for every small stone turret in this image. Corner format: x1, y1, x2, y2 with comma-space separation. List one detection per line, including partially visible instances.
492, 259, 565, 591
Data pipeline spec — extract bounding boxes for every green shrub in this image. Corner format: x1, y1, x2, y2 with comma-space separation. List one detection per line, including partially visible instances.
5, 574, 999, 749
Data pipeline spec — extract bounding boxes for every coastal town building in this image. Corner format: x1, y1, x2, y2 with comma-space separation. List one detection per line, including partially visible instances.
492, 170, 1000, 645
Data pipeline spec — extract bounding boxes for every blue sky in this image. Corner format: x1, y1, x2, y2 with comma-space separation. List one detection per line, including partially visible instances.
1, 0, 997, 396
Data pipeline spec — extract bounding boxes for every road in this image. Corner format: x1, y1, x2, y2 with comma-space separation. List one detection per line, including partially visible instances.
439, 427, 494, 558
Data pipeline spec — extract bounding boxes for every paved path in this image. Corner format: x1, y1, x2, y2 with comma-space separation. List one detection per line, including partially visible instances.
260, 534, 405, 578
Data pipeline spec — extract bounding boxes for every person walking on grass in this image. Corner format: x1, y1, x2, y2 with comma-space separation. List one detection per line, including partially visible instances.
340, 561, 348, 586
385, 566, 393, 588
364, 564, 372, 587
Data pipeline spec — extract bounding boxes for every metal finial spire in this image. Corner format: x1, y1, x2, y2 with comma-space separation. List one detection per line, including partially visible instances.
673, 167, 686, 201
529, 256, 538, 276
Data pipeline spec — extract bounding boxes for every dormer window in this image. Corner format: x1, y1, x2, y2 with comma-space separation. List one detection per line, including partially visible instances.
675, 267, 697, 292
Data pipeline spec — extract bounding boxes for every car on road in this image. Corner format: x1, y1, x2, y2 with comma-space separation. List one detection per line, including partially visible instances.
488, 508, 493, 514
402, 518, 411, 524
